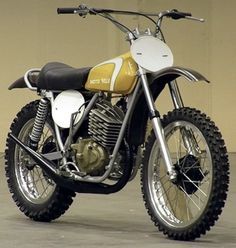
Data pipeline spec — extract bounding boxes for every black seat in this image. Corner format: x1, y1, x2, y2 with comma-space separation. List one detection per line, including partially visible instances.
38, 62, 91, 90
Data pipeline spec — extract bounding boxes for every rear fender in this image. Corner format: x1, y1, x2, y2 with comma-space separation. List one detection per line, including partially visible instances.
126, 66, 209, 146
8, 69, 40, 90
8, 77, 26, 90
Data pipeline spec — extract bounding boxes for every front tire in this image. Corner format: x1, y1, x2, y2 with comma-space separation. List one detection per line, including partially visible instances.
141, 107, 229, 240
5, 100, 76, 222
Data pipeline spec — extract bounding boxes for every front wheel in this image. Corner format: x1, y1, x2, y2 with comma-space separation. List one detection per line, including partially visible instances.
141, 107, 229, 240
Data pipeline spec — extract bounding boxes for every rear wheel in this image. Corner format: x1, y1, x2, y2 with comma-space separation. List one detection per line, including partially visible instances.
5, 101, 75, 222
141, 107, 229, 240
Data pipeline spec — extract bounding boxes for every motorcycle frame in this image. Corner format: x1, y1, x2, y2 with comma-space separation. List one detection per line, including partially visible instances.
11, 50, 209, 186
38, 31, 177, 183
8, 64, 210, 194
41, 70, 178, 183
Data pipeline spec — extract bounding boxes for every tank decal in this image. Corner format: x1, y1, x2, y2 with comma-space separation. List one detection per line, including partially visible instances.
109, 58, 123, 91
92, 57, 123, 91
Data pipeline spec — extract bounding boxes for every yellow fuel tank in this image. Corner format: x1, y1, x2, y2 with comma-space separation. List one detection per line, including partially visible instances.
85, 52, 138, 94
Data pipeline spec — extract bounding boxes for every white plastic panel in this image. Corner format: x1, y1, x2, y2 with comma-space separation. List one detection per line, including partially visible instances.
52, 90, 85, 129
130, 36, 174, 72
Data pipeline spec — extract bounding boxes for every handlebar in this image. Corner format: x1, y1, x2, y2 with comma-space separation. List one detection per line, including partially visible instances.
57, 5, 204, 24
58, 5, 190, 18
57, 5, 114, 16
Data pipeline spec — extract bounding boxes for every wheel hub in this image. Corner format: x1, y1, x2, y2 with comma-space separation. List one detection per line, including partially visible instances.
174, 155, 204, 194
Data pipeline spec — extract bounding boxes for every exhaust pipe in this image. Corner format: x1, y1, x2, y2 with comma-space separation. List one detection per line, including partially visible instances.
9, 133, 62, 182
8, 133, 132, 194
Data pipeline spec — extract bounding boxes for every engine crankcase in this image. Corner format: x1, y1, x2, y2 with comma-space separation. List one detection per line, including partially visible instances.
71, 138, 109, 176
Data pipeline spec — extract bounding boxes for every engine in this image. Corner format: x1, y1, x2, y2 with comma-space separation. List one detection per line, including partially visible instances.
88, 100, 124, 148
71, 100, 124, 176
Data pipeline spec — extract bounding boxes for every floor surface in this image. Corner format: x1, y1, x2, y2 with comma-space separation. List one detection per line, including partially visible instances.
0, 153, 235, 248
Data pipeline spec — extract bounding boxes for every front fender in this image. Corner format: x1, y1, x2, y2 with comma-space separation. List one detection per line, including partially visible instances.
149, 66, 209, 84
126, 66, 209, 146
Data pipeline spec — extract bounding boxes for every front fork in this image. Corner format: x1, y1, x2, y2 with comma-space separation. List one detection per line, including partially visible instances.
139, 68, 177, 181
140, 70, 201, 180
169, 80, 201, 156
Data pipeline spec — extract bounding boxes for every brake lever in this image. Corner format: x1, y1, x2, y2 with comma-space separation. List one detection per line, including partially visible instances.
185, 16, 205, 22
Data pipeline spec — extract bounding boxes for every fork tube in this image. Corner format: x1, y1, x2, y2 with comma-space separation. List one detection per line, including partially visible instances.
168, 80, 184, 109
139, 67, 177, 181
168, 80, 200, 156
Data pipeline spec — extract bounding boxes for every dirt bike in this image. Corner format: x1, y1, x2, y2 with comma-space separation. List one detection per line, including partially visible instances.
5, 5, 229, 241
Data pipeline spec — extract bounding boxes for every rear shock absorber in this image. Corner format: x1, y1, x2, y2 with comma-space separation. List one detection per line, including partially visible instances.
29, 98, 49, 150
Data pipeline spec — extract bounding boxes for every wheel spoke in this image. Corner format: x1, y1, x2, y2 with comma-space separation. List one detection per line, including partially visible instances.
182, 172, 207, 197
38, 128, 50, 150
29, 170, 40, 197
154, 176, 170, 191
173, 187, 179, 216
156, 183, 175, 201
179, 186, 201, 210
182, 159, 200, 173
173, 131, 180, 165
41, 185, 50, 198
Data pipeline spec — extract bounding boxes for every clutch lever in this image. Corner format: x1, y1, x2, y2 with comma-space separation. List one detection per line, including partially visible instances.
185, 15, 205, 22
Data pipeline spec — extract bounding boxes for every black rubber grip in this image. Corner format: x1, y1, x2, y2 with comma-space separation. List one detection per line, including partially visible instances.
57, 8, 77, 14
167, 9, 192, 20
175, 11, 192, 17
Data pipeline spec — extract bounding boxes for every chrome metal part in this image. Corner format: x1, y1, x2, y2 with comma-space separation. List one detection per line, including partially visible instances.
168, 80, 184, 109
168, 81, 201, 156
24, 68, 40, 91
29, 99, 49, 149
180, 127, 202, 156
185, 16, 205, 22
139, 67, 177, 181
108, 153, 124, 180
60, 161, 82, 175
152, 117, 177, 181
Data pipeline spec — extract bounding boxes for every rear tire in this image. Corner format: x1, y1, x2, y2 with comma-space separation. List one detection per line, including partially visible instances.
141, 107, 229, 240
5, 100, 76, 222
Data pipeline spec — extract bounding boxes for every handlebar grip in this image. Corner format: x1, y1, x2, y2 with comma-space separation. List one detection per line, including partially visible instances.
57, 8, 77, 14
167, 9, 192, 20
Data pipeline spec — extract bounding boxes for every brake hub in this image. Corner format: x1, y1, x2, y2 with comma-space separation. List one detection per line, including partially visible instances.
174, 155, 204, 194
